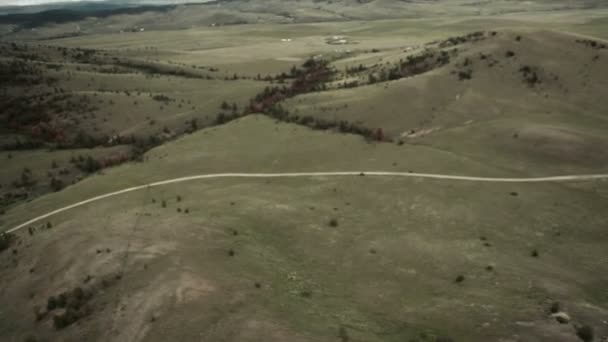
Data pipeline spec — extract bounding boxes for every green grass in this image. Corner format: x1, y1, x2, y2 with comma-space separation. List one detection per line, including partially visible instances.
284, 29, 608, 175
1, 159, 607, 341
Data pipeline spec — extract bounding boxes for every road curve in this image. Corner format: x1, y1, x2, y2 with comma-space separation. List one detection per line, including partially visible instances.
5, 171, 608, 234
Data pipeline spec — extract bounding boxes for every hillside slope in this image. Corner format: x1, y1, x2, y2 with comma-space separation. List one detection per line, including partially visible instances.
284, 29, 608, 175
1, 115, 607, 342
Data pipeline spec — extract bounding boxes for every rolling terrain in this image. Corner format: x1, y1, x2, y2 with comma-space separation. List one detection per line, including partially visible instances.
1, 1, 608, 342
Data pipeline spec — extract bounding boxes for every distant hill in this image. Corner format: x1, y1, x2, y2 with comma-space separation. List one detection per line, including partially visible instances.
2, 0, 608, 31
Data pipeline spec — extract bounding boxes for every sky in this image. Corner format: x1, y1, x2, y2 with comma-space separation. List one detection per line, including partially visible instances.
0, 0, 211, 6
0, 0, 107, 6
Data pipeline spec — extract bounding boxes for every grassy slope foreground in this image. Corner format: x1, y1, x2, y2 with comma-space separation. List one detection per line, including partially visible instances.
0, 116, 607, 342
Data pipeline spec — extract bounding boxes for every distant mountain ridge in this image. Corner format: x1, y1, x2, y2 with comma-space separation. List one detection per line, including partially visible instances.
0, 0, 213, 15
1, 0, 607, 34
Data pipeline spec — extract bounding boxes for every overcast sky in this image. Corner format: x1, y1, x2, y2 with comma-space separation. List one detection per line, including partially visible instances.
0, 0, 106, 6
0, 0, 212, 6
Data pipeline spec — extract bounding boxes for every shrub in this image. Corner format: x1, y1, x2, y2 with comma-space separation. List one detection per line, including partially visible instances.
531, 249, 539, 258
329, 218, 338, 227
53, 307, 81, 329
338, 326, 349, 342
228, 249, 235, 257
576, 325, 594, 342
0, 232, 15, 253
47, 296, 58, 310
550, 301, 561, 313
454, 275, 465, 283
50, 177, 64, 192
458, 69, 472, 80
24, 335, 38, 342
436, 337, 455, 342
161, 200, 167, 208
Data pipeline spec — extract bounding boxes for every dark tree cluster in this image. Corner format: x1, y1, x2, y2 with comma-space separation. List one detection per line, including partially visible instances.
438, 31, 488, 48
519, 65, 541, 87
246, 57, 334, 114
368, 49, 453, 84
0, 232, 15, 254
575, 39, 607, 50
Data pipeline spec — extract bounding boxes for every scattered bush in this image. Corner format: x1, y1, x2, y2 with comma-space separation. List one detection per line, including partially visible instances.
575, 39, 607, 50
53, 306, 90, 330
47, 296, 58, 311
24, 335, 39, 342
0, 232, 16, 253
436, 337, 455, 342
576, 325, 594, 342
338, 326, 349, 342
458, 69, 473, 80
519, 65, 540, 86
50, 177, 64, 192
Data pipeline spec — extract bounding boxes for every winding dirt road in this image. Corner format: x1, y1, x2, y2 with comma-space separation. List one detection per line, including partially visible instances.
5, 171, 608, 234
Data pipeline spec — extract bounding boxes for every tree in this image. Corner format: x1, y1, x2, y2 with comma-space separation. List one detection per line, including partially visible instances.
0, 232, 15, 253
338, 327, 349, 342
50, 177, 64, 192
189, 119, 198, 131
576, 325, 594, 342
368, 73, 377, 84
375, 128, 384, 141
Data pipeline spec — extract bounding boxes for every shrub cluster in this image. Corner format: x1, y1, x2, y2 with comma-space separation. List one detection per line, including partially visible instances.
0, 232, 15, 253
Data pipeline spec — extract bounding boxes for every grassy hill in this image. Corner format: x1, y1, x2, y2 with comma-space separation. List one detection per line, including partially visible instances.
0, 40, 268, 210
1, 115, 607, 342
283, 29, 608, 175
